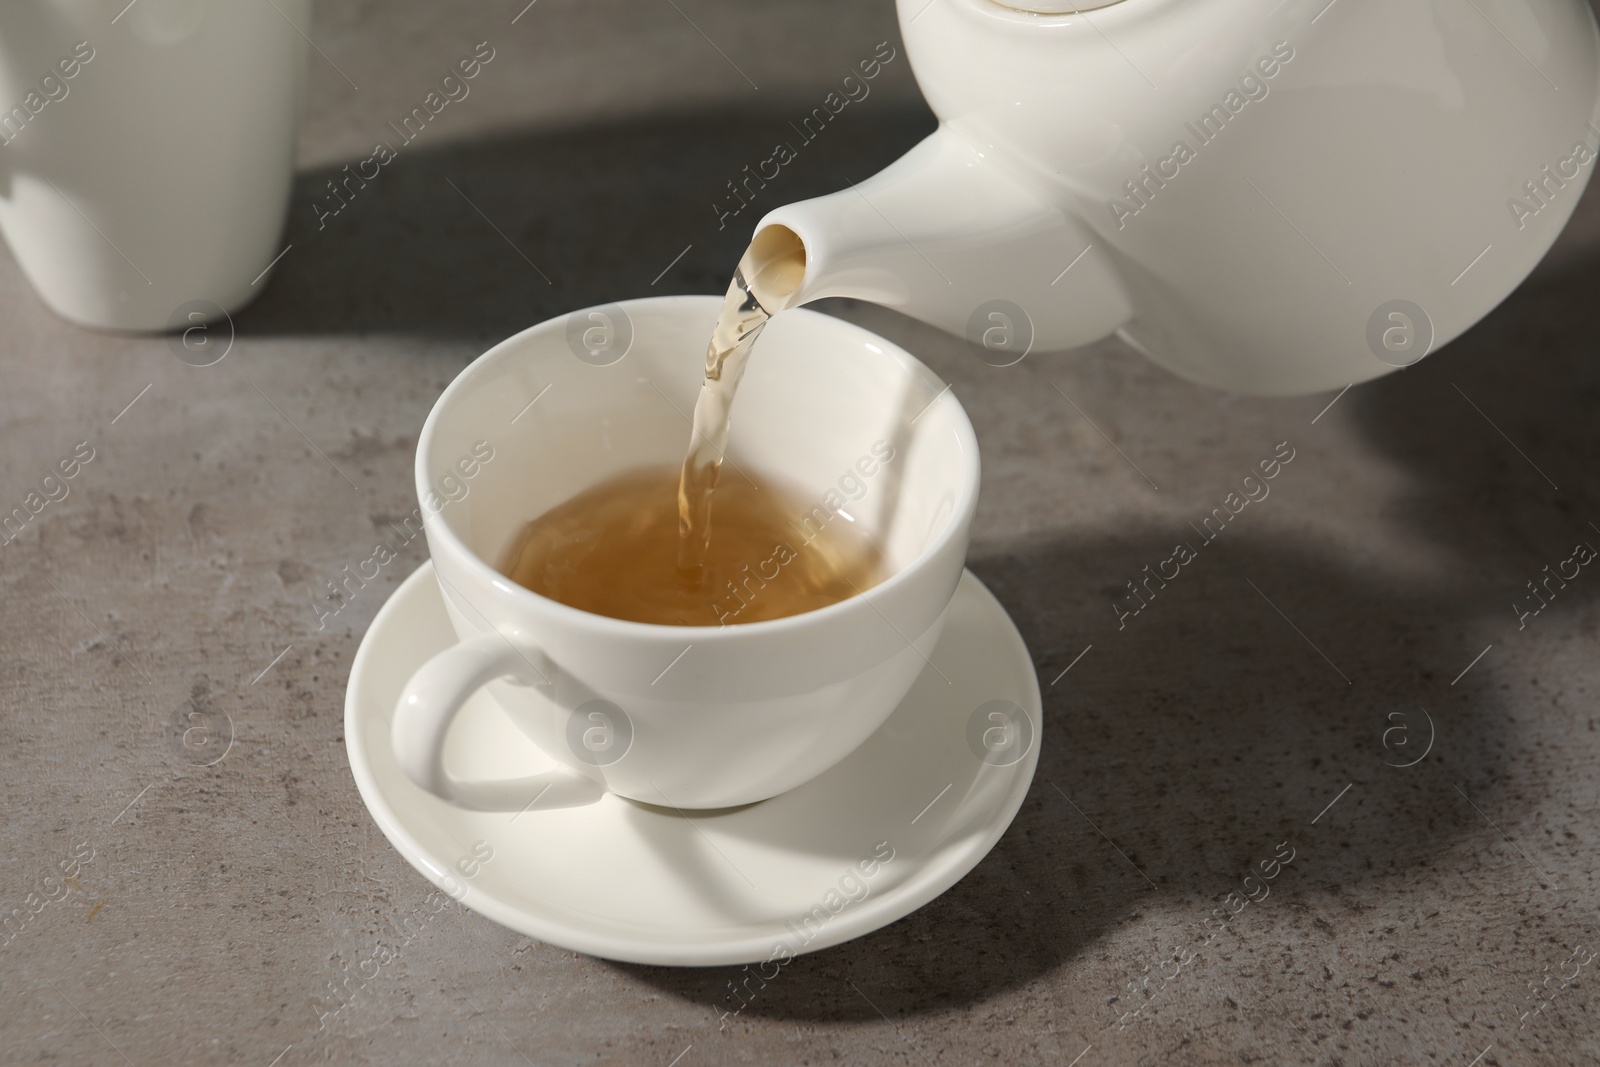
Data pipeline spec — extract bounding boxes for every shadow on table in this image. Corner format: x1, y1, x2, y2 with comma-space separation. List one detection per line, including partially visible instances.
234, 103, 937, 342
608, 240, 1600, 1021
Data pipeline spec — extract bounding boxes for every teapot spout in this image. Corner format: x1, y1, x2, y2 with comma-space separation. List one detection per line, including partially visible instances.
748, 125, 1130, 353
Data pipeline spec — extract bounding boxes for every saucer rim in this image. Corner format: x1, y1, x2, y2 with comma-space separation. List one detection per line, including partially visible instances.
345, 560, 1041, 967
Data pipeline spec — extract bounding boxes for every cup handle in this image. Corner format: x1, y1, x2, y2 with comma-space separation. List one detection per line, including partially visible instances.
392, 633, 605, 812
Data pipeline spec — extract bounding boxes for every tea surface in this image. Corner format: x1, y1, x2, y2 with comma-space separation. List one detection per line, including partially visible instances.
500, 465, 885, 626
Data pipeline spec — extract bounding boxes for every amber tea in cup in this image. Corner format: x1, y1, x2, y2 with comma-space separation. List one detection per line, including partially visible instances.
498, 465, 886, 627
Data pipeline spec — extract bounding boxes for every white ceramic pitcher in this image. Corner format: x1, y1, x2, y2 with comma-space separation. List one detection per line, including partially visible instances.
0, 0, 308, 331
748, 0, 1600, 395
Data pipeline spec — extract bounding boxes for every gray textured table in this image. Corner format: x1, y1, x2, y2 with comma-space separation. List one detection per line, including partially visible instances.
3, 2, 1598, 1063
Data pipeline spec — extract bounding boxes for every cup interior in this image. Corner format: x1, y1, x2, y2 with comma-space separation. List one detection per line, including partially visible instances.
417, 296, 977, 620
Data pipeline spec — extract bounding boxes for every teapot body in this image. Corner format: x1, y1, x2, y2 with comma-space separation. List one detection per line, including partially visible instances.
762, 0, 1600, 395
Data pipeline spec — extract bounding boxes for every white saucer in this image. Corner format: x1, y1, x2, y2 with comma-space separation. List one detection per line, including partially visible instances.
345, 561, 1041, 966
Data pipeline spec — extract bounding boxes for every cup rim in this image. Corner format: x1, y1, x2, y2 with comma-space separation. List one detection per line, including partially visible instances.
416, 294, 980, 641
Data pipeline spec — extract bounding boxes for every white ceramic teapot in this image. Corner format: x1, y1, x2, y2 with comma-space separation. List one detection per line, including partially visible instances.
747, 0, 1600, 395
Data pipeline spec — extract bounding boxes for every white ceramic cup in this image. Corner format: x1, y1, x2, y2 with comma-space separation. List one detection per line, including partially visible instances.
0, 0, 308, 330
392, 295, 980, 812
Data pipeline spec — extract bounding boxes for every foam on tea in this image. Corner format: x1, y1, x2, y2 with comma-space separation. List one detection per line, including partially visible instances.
498, 466, 884, 627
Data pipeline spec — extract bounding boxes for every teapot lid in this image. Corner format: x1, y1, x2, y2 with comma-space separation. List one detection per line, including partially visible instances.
990, 0, 1126, 10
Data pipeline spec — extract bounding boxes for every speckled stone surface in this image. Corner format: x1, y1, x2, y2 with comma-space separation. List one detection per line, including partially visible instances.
2, 2, 1598, 1064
